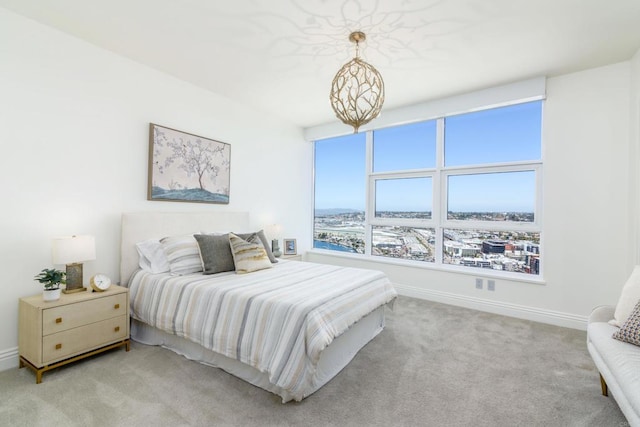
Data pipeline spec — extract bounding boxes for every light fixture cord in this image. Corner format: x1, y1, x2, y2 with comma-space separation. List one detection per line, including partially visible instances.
355, 40, 360, 59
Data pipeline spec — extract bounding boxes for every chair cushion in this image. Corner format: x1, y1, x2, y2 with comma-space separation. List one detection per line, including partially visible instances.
612, 266, 640, 327
588, 321, 640, 419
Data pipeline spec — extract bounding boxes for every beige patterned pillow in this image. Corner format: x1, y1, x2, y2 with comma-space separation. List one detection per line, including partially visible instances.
613, 299, 640, 347
228, 232, 272, 274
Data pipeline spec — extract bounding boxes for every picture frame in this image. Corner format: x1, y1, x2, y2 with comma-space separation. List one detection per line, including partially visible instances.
148, 123, 231, 204
283, 238, 297, 256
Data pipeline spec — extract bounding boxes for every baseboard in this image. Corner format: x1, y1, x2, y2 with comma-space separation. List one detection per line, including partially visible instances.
0, 347, 19, 372
393, 283, 588, 330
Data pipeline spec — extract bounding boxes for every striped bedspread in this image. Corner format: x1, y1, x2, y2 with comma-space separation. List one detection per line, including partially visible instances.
127, 261, 397, 401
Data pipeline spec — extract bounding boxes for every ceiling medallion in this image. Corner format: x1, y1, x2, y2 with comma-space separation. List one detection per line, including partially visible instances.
330, 31, 385, 133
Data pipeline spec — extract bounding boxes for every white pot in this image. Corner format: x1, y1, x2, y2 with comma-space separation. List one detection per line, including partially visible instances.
43, 288, 61, 302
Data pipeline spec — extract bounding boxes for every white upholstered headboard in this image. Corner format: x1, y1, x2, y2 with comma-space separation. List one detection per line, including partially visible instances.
120, 211, 250, 284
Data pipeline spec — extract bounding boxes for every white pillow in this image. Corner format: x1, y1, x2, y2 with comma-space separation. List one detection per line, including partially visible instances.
136, 239, 170, 273
611, 265, 640, 327
160, 234, 203, 276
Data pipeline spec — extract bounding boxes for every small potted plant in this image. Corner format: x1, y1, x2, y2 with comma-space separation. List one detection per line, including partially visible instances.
34, 268, 66, 301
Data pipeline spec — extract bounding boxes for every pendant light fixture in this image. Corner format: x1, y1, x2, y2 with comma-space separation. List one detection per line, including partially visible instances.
330, 31, 385, 133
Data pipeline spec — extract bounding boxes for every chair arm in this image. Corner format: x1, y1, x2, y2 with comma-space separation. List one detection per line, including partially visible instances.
588, 305, 615, 324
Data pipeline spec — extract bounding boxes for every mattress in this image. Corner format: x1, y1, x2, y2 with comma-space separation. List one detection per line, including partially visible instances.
126, 260, 397, 401
131, 305, 387, 402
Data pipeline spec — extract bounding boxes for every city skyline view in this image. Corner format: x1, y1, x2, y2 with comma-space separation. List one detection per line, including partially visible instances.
313, 211, 540, 275
313, 101, 542, 276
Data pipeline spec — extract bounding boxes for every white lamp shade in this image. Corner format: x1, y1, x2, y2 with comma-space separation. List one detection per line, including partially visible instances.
266, 224, 282, 239
52, 235, 96, 265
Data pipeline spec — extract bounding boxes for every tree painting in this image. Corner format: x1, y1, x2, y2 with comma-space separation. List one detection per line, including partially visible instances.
148, 124, 231, 203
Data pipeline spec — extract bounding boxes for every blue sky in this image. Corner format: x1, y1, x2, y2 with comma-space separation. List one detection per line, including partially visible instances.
315, 101, 542, 212
314, 132, 366, 210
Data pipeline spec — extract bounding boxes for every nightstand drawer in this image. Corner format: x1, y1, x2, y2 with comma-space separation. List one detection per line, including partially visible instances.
42, 315, 128, 363
42, 293, 127, 335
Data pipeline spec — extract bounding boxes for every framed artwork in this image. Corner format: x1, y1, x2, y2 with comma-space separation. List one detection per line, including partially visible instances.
148, 123, 231, 204
284, 238, 297, 255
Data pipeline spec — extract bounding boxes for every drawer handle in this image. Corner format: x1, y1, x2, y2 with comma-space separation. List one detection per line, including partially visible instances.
114, 304, 120, 309
56, 317, 62, 324
114, 326, 120, 332
55, 344, 62, 350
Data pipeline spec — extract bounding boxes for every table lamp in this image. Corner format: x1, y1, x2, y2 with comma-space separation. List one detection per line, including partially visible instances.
52, 235, 96, 293
267, 224, 282, 258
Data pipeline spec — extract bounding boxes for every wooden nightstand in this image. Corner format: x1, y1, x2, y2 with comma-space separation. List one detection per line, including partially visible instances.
18, 284, 130, 383
281, 254, 302, 261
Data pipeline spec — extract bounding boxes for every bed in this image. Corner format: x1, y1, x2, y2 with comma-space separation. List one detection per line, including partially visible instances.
120, 212, 397, 402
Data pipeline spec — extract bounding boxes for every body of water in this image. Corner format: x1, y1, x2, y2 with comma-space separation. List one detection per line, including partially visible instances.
313, 240, 357, 253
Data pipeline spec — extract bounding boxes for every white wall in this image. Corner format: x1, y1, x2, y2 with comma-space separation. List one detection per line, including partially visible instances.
631, 48, 640, 264
308, 61, 634, 329
0, 8, 311, 369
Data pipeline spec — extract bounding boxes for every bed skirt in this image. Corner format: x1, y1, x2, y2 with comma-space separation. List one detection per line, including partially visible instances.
130, 304, 387, 402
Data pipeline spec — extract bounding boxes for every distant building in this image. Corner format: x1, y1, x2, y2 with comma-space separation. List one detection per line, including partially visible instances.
444, 241, 480, 257
477, 260, 492, 268
461, 258, 477, 267
526, 254, 540, 274
408, 244, 427, 256
376, 243, 402, 249
460, 258, 492, 269
482, 240, 506, 254
526, 244, 540, 254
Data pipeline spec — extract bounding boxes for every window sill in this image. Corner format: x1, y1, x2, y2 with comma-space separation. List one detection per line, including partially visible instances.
307, 248, 546, 286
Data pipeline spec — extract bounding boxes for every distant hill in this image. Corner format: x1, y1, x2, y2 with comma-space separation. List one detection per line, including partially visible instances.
151, 187, 229, 203
314, 208, 363, 216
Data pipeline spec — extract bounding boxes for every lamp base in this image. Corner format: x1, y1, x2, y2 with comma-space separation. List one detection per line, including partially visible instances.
63, 287, 87, 294
63, 263, 87, 294
271, 239, 282, 258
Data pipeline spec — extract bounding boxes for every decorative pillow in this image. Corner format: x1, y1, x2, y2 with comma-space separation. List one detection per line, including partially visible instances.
136, 238, 170, 273
228, 233, 272, 274
160, 234, 203, 275
613, 299, 640, 346
236, 230, 278, 264
611, 266, 640, 327
193, 233, 236, 274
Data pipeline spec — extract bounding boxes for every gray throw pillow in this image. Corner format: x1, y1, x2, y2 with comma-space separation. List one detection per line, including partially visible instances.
194, 234, 236, 274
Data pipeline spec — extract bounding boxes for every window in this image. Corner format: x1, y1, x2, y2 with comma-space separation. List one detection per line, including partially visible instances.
375, 178, 432, 219
444, 101, 542, 166
372, 225, 436, 262
443, 229, 540, 274
373, 121, 436, 172
313, 133, 366, 254
446, 171, 536, 221
313, 100, 543, 277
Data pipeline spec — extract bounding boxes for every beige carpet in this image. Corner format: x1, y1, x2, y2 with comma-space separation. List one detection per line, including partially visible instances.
0, 296, 628, 426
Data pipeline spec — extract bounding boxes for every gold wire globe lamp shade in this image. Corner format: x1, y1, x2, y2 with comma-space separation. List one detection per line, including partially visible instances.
330, 31, 385, 133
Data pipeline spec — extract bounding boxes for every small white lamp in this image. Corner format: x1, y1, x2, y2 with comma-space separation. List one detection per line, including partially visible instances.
52, 235, 96, 293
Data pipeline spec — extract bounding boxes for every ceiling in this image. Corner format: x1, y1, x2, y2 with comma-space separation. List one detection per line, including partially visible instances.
2, 0, 640, 128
